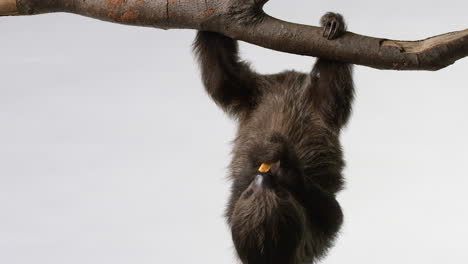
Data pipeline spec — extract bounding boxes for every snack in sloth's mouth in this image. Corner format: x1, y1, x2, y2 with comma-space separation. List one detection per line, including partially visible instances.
258, 163, 271, 173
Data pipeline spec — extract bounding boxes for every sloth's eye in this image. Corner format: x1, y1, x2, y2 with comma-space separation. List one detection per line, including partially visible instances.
276, 190, 289, 199
243, 189, 254, 199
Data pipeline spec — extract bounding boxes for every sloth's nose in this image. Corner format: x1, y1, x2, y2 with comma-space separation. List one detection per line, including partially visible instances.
254, 173, 274, 189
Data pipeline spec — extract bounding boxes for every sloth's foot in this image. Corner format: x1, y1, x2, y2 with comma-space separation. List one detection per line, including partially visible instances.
320, 12, 347, 40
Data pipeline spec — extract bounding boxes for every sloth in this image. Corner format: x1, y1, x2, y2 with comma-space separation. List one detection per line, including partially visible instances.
194, 12, 353, 264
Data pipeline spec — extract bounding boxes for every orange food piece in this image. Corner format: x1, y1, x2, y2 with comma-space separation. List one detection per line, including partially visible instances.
258, 163, 271, 173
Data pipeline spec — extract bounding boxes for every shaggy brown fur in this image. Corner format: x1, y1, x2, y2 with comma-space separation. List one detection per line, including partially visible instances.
193, 12, 353, 264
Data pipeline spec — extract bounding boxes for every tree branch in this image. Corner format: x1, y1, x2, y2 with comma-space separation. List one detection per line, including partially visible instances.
1, 0, 467, 70
0, 0, 17, 15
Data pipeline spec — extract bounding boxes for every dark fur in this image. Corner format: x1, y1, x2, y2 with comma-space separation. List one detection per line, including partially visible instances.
194, 12, 354, 264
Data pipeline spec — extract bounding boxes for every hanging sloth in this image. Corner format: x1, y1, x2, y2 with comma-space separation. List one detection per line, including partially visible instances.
194, 12, 353, 264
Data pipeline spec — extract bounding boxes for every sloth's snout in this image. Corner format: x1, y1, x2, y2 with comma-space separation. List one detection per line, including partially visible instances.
253, 173, 274, 189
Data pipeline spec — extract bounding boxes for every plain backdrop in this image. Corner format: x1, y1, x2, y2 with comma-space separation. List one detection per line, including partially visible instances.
0, 0, 467, 263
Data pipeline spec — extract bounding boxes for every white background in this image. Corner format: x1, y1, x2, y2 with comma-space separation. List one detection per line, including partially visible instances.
1, 0, 467, 263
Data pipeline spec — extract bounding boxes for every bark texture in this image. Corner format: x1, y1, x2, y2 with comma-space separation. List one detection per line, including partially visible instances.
0, 0, 17, 15
1, 0, 467, 70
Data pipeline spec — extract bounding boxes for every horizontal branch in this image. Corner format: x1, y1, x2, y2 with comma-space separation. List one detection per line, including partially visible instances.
1, 0, 467, 70
0, 0, 17, 15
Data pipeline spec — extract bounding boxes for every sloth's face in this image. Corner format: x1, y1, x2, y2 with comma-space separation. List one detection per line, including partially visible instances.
230, 169, 306, 264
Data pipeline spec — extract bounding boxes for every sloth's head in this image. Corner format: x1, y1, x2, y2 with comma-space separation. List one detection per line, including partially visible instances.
230, 162, 307, 264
